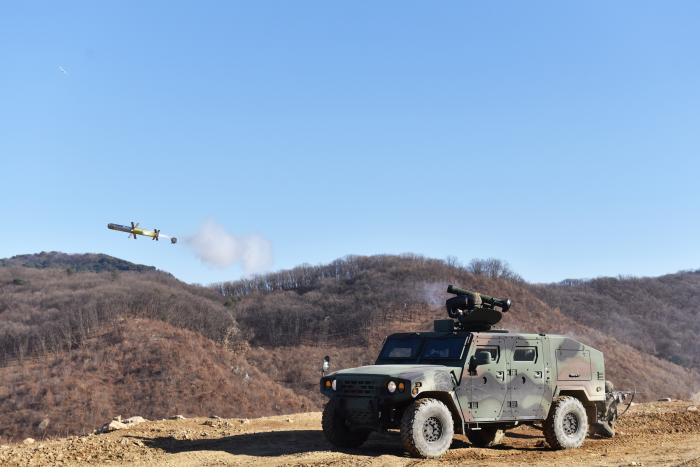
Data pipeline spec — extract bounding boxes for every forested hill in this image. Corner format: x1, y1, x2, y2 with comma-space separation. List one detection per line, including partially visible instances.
0, 251, 157, 273
1, 252, 698, 443
532, 271, 700, 370
217, 255, 699, 406
0, 260, 313, 442
217, 255, 700, 372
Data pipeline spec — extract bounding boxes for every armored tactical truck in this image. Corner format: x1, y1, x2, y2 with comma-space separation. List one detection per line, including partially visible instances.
320, 285, 623, 458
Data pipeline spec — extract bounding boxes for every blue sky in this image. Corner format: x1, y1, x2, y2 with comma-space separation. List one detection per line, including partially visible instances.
1, 1, 699, 284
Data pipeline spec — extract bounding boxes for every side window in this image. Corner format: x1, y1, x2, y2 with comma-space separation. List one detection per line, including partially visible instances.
513, 347, 537, 362
476, 346, 500, 362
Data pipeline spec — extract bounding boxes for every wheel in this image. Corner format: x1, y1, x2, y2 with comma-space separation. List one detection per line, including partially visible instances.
543, 396, 589, 449
466, 427, 505, 447
321, 399, 370, 449
400, 398, 454, 458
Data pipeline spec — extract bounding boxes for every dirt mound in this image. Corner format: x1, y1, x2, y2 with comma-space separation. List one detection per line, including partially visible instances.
0, 401, 698, 466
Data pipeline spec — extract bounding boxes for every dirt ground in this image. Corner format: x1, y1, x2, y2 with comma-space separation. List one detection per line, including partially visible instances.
1, 401, 698, 466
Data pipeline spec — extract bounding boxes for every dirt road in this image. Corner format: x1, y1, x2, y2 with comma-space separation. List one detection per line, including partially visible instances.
1, 401, 698, 466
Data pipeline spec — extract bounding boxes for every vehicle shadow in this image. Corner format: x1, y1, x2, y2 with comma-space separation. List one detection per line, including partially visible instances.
504, 431, 542, 439
136, 430, 327, 457
135, 429, 548, 458
135, 430, 409, 458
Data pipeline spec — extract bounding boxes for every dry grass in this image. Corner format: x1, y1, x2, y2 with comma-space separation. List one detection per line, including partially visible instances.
0, 319, 313, 442
1, 253, 699, 443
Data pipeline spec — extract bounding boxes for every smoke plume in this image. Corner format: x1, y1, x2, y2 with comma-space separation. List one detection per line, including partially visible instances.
186, 220, 273, 274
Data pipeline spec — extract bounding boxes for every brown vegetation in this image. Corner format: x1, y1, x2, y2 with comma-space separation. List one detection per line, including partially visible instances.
0, 251, 157, 273
532, 272, 700, 369
220, 255, 700, 405
1, 253, 699, 443
0, 319, 313, 442
0, 267, 235, 365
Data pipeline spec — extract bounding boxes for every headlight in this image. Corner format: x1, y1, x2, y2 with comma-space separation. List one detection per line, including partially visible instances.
387, 381, 397, 393
332, 379, 337, 391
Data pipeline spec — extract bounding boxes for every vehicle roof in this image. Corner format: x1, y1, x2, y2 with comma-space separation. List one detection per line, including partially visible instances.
387, 331, 568, 340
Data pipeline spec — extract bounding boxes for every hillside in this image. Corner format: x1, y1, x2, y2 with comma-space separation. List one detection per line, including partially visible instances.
0, 263, 312, 442
218, 255, 700, 406
532, 272, 700, 370
0, 318, 313, 441
0, 252, 157, 273
1, 253, 699, 443
0, 266, 232, 365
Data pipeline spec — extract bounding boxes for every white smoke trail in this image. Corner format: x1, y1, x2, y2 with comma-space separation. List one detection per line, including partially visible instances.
186, 220, 273, 274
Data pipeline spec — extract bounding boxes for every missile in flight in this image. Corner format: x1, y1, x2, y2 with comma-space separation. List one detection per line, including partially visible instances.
107, 222, 177, 244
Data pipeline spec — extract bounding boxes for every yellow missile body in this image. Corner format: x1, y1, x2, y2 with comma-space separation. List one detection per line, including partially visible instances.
107, 222, 177, 244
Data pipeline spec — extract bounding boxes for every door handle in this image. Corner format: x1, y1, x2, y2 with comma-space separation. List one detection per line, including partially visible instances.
496, 371, 505, 381
534, 371, 543, 379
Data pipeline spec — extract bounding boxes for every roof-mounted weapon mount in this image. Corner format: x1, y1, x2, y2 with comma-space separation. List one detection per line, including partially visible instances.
445, 284, 511, 331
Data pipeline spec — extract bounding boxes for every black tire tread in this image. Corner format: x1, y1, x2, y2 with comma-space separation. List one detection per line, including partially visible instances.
400, 399, 430, 457
321, 399, 370, 449
544, 396, 588, 450
400, 398, 454, 458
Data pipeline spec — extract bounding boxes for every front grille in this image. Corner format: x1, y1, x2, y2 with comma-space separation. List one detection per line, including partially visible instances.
337, 379, 379, 396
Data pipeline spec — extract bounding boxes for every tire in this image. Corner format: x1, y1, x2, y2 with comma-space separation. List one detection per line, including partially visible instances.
400, 398, 454, 458
543, 396, 589, 449
466, 427, 505, 447
321, 399, 370, 449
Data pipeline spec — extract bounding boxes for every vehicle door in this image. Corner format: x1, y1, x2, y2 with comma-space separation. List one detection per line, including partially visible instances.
466, 335, 507, 422
506, 336, 546, 419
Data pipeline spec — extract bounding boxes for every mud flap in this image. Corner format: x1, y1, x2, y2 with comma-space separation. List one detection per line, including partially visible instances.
590, 421, 615, 438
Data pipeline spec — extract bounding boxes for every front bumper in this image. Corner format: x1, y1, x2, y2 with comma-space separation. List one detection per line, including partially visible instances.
321, 375, 412, 429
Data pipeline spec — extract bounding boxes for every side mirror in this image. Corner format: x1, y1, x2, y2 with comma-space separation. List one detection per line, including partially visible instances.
468, 351, 492, 376
475, 350, 492, 366
322, 355, 330, 375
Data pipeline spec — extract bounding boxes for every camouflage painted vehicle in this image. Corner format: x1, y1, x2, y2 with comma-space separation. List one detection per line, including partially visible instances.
320, 285, 626, 458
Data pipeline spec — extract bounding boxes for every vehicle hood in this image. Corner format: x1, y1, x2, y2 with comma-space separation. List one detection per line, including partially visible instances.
331, 364, 458, 387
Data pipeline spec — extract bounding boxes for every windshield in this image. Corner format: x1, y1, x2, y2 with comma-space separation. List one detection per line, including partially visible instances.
420, 336, 467, 361
378, 336, 423, 360
376, 335, 468, 364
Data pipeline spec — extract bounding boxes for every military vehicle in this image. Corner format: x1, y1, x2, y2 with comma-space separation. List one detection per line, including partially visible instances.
320, 285, 629, 458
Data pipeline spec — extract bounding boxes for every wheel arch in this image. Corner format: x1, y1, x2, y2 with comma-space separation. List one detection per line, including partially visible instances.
415, 391, 464, 434
553, 389, 596, 425
555, 389, 591, 403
